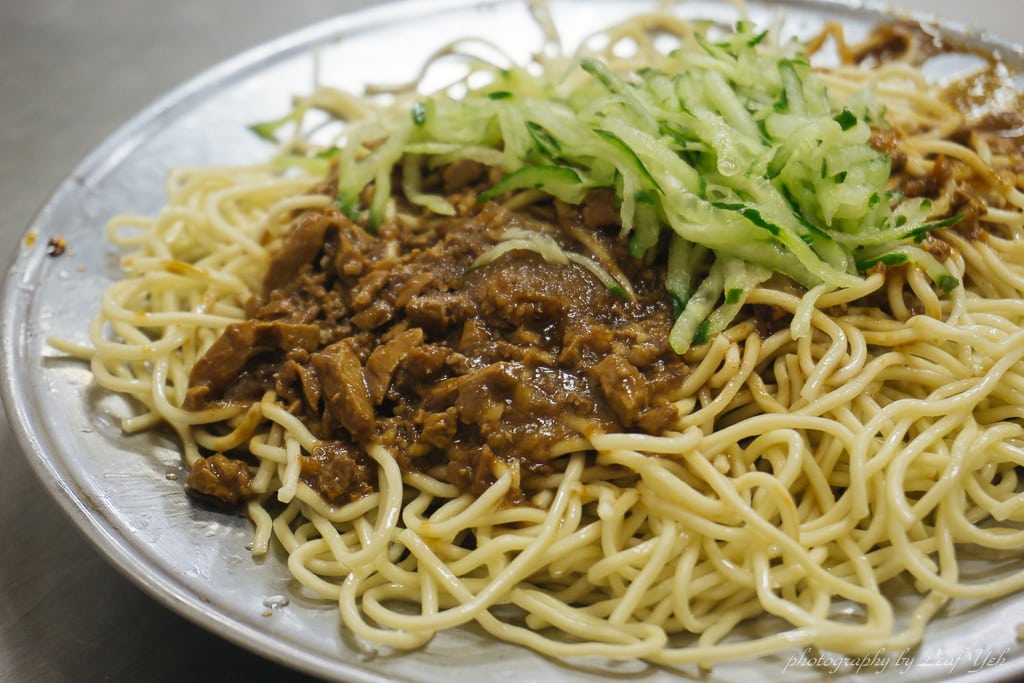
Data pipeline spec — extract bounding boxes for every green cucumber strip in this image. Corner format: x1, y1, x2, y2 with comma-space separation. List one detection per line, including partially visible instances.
628, 192, 661, 258
477, 165, 586, 204
856, 245, 960, 291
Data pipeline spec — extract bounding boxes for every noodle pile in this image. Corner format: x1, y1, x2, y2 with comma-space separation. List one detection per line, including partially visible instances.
53, 3, 1024, 671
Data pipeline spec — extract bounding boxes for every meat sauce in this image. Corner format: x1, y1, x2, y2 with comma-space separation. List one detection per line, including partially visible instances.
185, 181, 689, 506
859, 22, 1024, 245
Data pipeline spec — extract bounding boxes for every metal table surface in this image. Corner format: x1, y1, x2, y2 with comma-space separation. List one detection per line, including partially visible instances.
0, 1, 1020, 681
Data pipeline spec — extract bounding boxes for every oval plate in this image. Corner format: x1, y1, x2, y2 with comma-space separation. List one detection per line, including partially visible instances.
3, 1, 1024, 681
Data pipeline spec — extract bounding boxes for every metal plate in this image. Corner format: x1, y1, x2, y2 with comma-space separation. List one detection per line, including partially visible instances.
2, 1, 1023, 681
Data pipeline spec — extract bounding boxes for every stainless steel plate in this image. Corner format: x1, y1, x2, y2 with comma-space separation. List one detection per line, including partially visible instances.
3, 1, 1024, 681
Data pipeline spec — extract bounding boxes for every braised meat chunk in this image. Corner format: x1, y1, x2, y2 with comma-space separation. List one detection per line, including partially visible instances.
187, 453, 254, 506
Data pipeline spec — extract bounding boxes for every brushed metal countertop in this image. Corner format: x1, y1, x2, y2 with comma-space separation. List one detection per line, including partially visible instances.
0, 1, 1020, 681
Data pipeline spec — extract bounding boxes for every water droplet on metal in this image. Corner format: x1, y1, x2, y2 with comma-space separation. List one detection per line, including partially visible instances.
165, 472, 178, 481
262, 595, 289, 610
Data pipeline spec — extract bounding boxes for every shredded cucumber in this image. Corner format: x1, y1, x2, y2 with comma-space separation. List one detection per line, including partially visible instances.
472, 228, 633, 299
256, 20, 962, 353
477, 165, 588, 204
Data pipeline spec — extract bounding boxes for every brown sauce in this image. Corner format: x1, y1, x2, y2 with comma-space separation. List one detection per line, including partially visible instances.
185, 183, 689, 506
